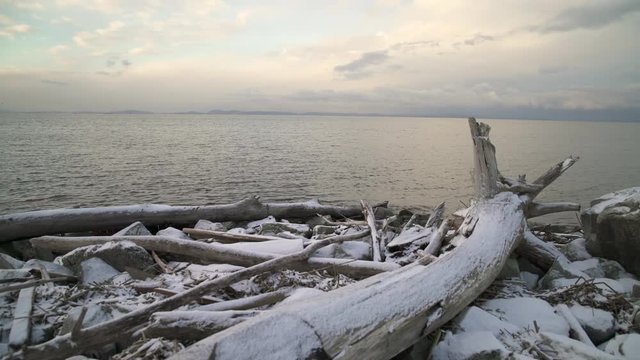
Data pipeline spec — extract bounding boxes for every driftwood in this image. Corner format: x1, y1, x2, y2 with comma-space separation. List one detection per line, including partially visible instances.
555, 304, 594, 347
361, 200, 382, 262
12, 230, 371, 359
516, 230, 569, 271
199, 290, 290, 311
9, 287, 35, 349
30, 235, 397, 279
143, 310, 259, 341
162, 117, 577, 360
0, 197, 385, 242
181, 229, 285, 243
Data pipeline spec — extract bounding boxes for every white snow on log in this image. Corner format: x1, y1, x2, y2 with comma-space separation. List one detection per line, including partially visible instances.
273, 288, 325, 308
480, 297, 570, 336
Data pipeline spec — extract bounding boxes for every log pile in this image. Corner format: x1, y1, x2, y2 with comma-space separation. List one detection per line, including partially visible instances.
1, 118, 638, 360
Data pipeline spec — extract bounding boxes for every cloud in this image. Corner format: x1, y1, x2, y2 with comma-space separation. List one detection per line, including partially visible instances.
533, 0, 640, 33
0, 24, 30, 39
41, 79, 68, 85
334, 50, 390, 79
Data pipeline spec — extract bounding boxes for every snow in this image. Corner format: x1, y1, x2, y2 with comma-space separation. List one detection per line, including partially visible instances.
588, 187, 640, 214
539, 331, 617, 359
452, 306, 520, 337
156, 227, 191, 240
568, 304, 615, 345
222, 239, 303, 255
562, 238, 592, 261
274, 288, 324, 308
335, 241, 371, 260
520, 271, 539, 290
431, 331, 508, 360
480, 297, 570, 336
79, 257, 121, 285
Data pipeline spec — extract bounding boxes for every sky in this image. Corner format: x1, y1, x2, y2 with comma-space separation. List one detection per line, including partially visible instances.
0, 0, 639, 120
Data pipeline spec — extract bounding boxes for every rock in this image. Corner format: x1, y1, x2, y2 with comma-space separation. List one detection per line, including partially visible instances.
60, 240, 154, 272
480, 297, 570, 336
313, 225, 340, 236
312, 244, 337, 258
582, 187, 640, 277
561, 238, 592, 261
156, 227, 191, 240
0, 253, 24, 269
517, 257, 545, 276
246, 216, 276, 229
570, 258, 631, 279
520, 271, 539, 290
22, 259, 74, 277
227, 228, 247, 234
618, 277, 640, 296
113, 221, 151, 236
452, 306, 520, 337
539, 331, 617, 359
539, 259, 590, 289
601, 333, 640, 357
335, 241, 371, 260
568, 304, 615, 345
194, 220, 227, 232
80, 258, 121, 285
431, 331, 508, 360
498, 257, 520, 279
259, 222, 311, 237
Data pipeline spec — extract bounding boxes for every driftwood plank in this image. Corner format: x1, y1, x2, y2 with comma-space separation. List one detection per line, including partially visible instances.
9, 286, 36, 349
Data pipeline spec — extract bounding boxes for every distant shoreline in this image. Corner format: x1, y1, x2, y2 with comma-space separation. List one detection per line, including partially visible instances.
1, 109, 639, 123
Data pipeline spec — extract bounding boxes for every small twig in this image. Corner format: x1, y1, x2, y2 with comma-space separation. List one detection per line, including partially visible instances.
71, 306, 88, 340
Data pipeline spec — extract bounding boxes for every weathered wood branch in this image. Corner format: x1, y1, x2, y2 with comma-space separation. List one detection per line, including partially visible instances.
526, 202, 581, 218
469, 117, 499, 198
0, 197, 380, 242
13, 230, 371, 360
9, 287, 35, 349
30, 235, 395, 279
361, 200, 382, 262
0, 276, 76, 294
516, 230, 569, 271
198, 289, 290, 312
182, 229, 286, 243
556, 304, 594, 347
423, 221, 449, 256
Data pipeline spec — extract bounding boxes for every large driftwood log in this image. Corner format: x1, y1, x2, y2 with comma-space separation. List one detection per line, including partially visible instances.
0, 197, 383, 242
516, 230, 569, 271
30, 235, 398, 279
164, 118, 573, 360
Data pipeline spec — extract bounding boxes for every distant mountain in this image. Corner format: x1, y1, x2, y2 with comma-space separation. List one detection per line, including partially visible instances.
73, 110, 154, 114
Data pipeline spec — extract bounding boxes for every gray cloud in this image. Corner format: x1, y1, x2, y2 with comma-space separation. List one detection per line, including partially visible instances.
534, 0, 640, 33
41, 79, 68, 86
463, 34, 494, 46
391, 40, 439, 52
122, 59, 131, 67
334, 50, 390, 79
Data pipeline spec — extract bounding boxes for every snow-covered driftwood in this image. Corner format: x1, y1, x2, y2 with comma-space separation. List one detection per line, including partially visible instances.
0, 197, 384, 242
161, 118, 579, 360
30, 235, 396, 279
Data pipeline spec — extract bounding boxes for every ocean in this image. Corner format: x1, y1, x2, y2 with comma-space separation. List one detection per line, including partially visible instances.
1, 113, 639, 224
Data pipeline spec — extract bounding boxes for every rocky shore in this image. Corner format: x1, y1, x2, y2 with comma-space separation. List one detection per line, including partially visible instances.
0, 188, 638, 359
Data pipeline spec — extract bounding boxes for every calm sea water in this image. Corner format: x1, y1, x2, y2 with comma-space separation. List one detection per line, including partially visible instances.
1, 113, 639, 223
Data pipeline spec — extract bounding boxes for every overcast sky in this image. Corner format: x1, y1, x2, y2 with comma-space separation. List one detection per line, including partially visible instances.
0, 0, 639, 120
